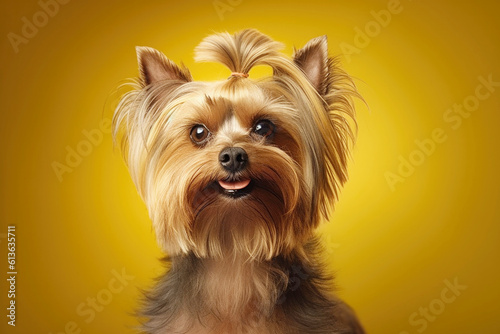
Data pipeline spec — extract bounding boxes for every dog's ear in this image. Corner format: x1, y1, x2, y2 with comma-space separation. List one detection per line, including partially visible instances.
293, 36, 330, 96
136, 46, 192, 86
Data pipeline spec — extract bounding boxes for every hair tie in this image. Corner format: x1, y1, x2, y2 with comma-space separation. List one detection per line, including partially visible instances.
230, 72, 249, 79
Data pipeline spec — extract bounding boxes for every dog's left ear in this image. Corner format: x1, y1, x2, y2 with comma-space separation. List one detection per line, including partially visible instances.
293, 36, 330, 96
136, 46, 192, 86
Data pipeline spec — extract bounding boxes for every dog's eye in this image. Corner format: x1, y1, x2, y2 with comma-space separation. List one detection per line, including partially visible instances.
253, 120, 275, 138
190, 125, 210, 144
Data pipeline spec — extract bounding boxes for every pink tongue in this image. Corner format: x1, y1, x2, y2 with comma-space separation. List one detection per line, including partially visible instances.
218, 179, 251, 190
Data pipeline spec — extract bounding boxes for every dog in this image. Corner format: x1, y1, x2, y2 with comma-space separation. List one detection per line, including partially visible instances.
113, 29, 364, 334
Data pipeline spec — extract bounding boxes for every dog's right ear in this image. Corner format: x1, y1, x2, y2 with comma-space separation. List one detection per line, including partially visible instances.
136, 46, 192, 86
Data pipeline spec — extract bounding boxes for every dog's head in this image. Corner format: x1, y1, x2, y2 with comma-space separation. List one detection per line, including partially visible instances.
113, 29, 357, 260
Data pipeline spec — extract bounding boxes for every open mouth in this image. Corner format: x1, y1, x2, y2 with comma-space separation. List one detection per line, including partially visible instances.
217, 178, 252, 198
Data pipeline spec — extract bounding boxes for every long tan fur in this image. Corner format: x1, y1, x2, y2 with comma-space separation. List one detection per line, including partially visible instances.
113, 29, 363, 334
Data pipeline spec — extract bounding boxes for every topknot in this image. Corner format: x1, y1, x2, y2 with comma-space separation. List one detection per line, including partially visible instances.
194, 29, 284, 76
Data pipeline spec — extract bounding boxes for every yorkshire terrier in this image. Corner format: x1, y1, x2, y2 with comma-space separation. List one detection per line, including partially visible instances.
113, 29, 364, 334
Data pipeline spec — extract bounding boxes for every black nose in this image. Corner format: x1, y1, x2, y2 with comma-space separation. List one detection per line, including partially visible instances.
219, 147, 248, 172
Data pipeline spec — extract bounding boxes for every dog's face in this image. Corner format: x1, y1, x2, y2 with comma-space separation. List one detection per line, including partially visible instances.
113, 30, 357, 260
153, 82, 310, 260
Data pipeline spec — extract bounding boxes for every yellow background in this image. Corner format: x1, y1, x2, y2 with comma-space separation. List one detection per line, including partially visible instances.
1, 0, 499, 333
